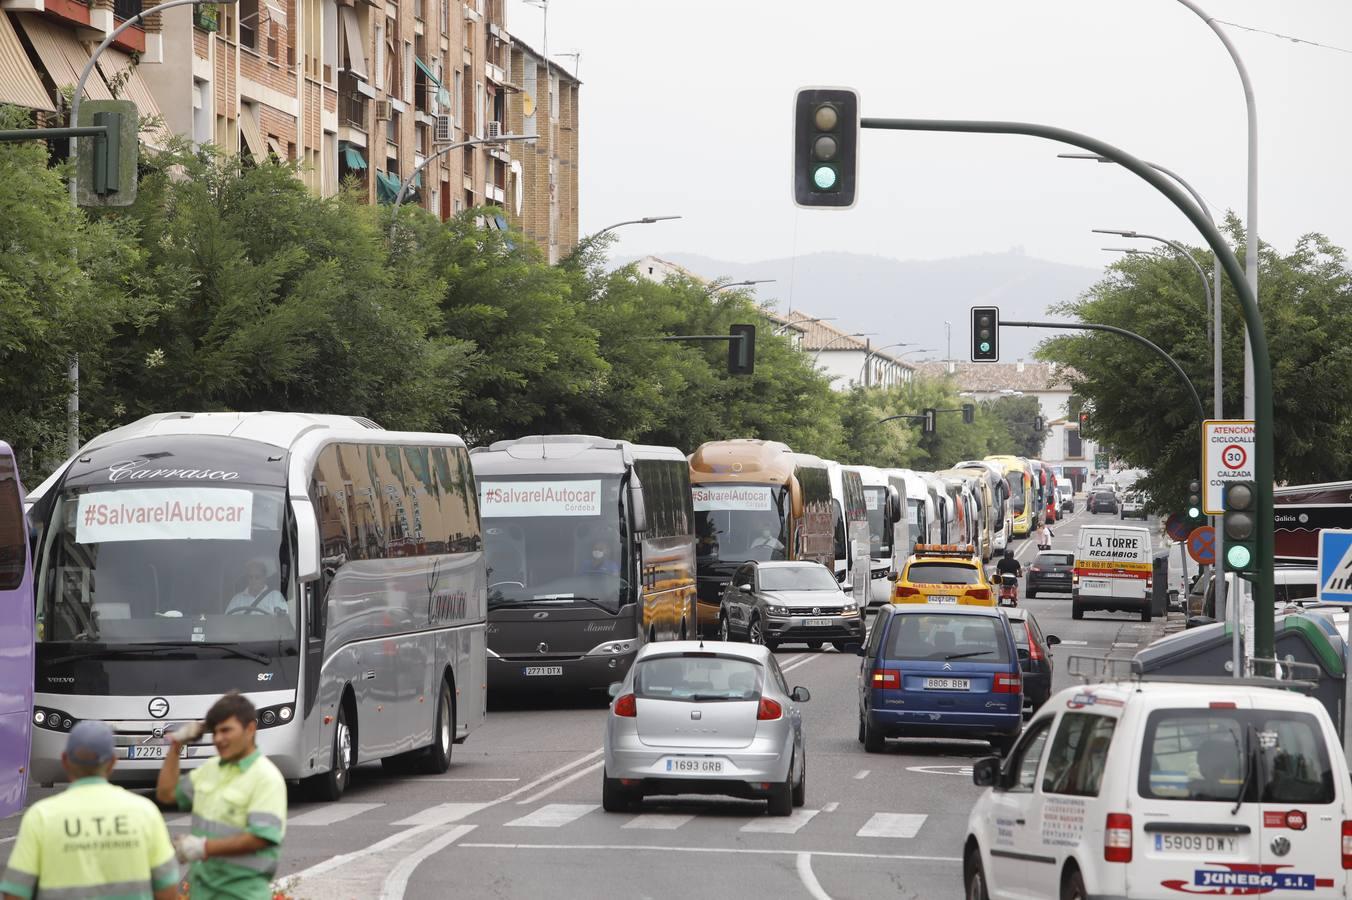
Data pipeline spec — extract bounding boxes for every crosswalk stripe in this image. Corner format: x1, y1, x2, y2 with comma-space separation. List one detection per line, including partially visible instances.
505, 803, 599, 828
391, 802, 491, 827
857, 813, 927, 838
739, 809, 818, 834
622, 813, 694, 830
288, 802, 384, 826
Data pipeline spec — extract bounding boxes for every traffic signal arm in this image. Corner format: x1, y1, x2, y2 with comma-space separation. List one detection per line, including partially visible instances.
657, 325, 757, 375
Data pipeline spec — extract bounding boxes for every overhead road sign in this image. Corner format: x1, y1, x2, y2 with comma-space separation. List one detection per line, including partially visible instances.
1318, 528, 1352, 603
1202, 419, 1255, 515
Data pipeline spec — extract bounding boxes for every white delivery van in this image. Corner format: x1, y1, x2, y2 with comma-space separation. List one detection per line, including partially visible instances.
1073, 524, 1153, 622
965, 678, 1352, 900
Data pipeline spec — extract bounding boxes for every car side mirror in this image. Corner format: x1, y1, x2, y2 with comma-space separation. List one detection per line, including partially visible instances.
790, 686, 811, 703
738, 583, 752, 593
886, 572, 899, 582
607, 681, 623, 699
972, 756, 1001, 788
1046, 634, 1061, 646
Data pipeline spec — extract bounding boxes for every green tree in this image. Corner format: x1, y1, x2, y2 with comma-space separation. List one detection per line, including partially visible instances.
983, 395, 1048, 458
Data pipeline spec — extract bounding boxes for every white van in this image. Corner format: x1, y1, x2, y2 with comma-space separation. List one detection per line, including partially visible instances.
965, 678, 1352, 900
1073, 524, 1153, 622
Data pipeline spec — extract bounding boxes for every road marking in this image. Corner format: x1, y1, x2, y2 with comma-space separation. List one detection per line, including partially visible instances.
289, 802, 384, 826
391, 802, 492, 827
905, 765, 972, 777
1058, 640, 1088, 646
622, 813, 694, 830
384, 777, 521, 783
781, 654, 821, 674
853, 769, 870, 780
514, 760, 604, 805
458, 841, 962, 863
797, 852, 834, 900
740, 808, 819, 834
821, 802, 839, 813
505, 803, 599, 828
857, 813, 928, 838
377, 824, 475, 900
1112, 642, 1138, 649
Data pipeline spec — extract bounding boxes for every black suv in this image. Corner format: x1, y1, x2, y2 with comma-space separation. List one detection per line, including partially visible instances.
1026, 551, 1074, 598
1088, 489, 1118, 514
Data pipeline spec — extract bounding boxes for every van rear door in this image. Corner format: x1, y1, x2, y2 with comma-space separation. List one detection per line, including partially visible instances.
1076, 526, 1150, 603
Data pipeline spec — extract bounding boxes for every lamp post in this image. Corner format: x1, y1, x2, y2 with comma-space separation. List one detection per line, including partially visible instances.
862, 341, 920, 388
389, 133, 536, 239
591, 215, 682, 239
64, 0, 239, 456
1095, 229, 1213, 339
711, 278, 775, 294
811, 332, 873, 366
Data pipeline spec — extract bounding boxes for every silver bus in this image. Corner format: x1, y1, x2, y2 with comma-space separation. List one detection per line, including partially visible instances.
25, 412, 485, 800
470, 435, 695, 691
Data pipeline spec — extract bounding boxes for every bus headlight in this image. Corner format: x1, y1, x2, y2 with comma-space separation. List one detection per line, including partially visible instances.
256, 703, 295, 729
33, 707, 76, 731
586, 640, 635, 657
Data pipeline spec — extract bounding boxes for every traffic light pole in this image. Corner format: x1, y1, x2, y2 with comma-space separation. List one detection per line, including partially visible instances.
861, 116, 1274, 660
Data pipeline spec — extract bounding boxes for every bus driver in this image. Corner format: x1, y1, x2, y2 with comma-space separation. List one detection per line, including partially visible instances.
225, 559, 287, 616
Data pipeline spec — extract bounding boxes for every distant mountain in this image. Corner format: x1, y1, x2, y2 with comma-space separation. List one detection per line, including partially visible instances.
624, 250, 1103, 361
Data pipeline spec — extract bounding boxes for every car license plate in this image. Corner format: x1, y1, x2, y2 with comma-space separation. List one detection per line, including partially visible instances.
805, 618, 832, 627
127, 744, 188, 760
929, 596, 958, 605
523, 666, 563, 676
924, 677, 970, 690
1154, 833, 1239, 854
1081, 578, 1111, 593
662, 756, 724, 775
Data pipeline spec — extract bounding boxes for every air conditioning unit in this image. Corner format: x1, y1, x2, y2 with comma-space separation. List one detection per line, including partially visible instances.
374, 100, 392, 121
434, 113, 454, 143
485, 121, 502, 140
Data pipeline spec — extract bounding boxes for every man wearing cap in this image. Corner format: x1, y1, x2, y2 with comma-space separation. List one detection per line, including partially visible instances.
0, 721, 179, 900
155, 692, 287, 900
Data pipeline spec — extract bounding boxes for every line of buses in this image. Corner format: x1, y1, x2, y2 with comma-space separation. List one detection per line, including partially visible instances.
8, 412, 1064, 802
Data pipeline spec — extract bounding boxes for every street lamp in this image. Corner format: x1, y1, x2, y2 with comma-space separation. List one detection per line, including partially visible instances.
862, 341, 921, 387
591, 215, 682, 239
389, 133, 537, 238
711, 279, 775, 293
811, 332, 874, 365
1093, 228, 1213, 338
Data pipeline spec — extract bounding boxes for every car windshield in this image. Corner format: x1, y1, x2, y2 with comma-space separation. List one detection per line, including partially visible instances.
1140, 708, 1335, 804
37, 483, 295, 645
906, 561, 980, 585
886, 614, 1010, 662
634, 654, 762, 702
1036, 553, 1073, 567
864, 487, 890, 557
1006, 473, 1025, 513
759, 565, 838, 592
693, 483, 789, 566
479, 476, 628, 612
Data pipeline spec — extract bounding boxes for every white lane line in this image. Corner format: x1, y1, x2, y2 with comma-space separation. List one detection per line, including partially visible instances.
497, 748, 604, 803
781, 654, 823, 674
391, 802, 492, 827
0, 836, 14, 845
622, 813, 694, 830
1112, 642, 1138, 649
378, 824, 475, 900
740, 808, 819, 834
797, 852, 834, 900
853, 769, 870, 780
856, 813, 928, 839
514, 760, 604, 805
384, 777, 521, 783
505, 803, 599, 828
289, 802, 385, 826
821, 802, 839, 813
1058, 640, 1089, 646
458, 841, 962, 863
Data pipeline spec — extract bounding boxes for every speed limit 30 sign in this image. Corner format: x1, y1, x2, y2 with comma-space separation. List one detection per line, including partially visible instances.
1202, 419, 1255, 514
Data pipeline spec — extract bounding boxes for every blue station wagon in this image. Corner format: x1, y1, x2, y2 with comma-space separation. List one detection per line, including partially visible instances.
857, 605, 1023, 755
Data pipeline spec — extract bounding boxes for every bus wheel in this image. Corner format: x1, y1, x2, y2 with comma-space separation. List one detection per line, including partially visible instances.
304, 701, 352, 801
418, 679, 454, 774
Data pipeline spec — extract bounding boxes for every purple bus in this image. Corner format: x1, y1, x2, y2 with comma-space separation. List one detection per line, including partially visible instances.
0, 442, 34, 818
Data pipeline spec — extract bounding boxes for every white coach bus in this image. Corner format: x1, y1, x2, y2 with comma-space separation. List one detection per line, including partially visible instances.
25, 412, 486, 800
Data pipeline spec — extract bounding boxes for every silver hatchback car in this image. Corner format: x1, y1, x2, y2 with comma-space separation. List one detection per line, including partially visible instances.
602, 641, 810, 816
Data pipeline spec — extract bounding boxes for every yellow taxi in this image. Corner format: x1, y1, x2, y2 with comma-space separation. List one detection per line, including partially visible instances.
891, 544, 995, 606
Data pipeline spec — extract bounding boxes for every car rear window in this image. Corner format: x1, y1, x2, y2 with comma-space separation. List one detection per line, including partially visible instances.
906, 562, 980, 585
634, 654, 762, 702
1035, 553, 1073, 567
885, 614, 1010, 663
1139, 708, 1335, 804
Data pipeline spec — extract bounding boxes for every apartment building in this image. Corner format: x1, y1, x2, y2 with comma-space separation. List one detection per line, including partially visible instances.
1, 0, 576, 255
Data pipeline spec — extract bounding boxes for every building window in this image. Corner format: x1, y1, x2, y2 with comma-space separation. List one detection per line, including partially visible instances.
191, 79, 211, 146
239, 0, 259, 48
386, 109, 398, 144
416, 122, 429, 155
1067, 428, 1083, 459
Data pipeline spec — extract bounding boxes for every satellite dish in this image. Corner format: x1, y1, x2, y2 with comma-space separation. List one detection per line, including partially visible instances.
522, 93, 536, 117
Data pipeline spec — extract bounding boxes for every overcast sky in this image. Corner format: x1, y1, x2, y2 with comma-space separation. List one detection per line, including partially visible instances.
505, 0, 1350, 284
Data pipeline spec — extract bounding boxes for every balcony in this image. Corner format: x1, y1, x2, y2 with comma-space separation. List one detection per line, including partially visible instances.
113, 0, 142, 20
339, 72, 368, 130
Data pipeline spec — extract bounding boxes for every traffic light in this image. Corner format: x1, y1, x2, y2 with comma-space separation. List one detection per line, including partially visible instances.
1078, 411, 1089, 430
792, 88, 858, 208
1222, 481, 1258, 573
1185, 479, 1204, 524
922, 408, 937, 435
727, 324, 756, 375
962, 403, 975, 425
75, 99, 139, 208
970, 306, 999, 362
1033, 415, 1044, 432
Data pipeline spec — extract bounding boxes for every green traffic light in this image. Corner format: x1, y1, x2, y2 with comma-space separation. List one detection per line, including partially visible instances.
813, 165, 837, 190
1187, 506, 1200, 519
1227, 544, 1252, 569
979, 342, 991, 353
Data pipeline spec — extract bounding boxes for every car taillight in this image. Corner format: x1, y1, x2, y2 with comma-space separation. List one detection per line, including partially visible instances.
893, 585, 921, 598
870, 668, 901, 689
969, 587, 991, 601
1026, 639, 1043, 663
1146, 579, 1153, 590
757, 697, 783, 720
1342, 821, 1352, 869
1072, 573, 1080, 585
993, 673, 1021, 693
1105, 813, 1133, 863
1029, 566, 1042, 573
613, 693, 636, 717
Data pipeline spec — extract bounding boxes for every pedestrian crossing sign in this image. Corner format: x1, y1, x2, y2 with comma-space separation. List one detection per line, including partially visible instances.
1317, 528, 1352, 603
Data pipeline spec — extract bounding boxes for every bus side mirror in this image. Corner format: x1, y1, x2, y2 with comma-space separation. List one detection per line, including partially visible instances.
628, 479, 648, 535
291, 499, 321, 582
886, 486, 902, 525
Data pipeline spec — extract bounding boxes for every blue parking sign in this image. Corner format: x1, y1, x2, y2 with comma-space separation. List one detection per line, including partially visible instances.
1318, 529, 1352, 603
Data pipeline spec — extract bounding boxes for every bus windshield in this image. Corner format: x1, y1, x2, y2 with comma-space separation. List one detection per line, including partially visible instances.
1006, 472, 1026, 513
37, 483, 294, 646
864, 487, 890, 558
693, 483, 788, 566
479, 476, 628, 612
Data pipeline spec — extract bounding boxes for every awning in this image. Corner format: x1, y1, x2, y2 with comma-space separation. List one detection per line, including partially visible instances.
338, 7, 366, 78
96, 47, 167, 147
341, 143, 367, 170
414, 56, 440, 87
18, 14, 112, 100
375, 170, 401, 203
238, 103, 266, 159
0, 12, 54, 111
265, 135, 283, 159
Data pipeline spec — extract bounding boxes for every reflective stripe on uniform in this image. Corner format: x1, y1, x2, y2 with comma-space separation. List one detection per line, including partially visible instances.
0, 867, 38, 893
246, 811, 283, 832
184, 751, 287, 899
18, 878, 154, 898
208, 852, 279, 876
190, 814, 247, 837
150, 858, 179, 889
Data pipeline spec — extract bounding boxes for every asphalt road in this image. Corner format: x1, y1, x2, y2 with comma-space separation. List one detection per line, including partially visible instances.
1, 501, 1175, 900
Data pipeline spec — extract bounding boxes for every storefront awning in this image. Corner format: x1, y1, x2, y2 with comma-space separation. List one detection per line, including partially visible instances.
17, 14, 112, 100
0, 12, 54, 111
96, 47, 167, 147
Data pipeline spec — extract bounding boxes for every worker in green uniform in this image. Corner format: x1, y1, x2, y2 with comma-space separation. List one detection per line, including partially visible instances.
0, 721, 179, 900
155, 692, 287, 900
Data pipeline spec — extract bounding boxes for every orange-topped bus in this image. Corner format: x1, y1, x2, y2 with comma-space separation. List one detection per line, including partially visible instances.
688, 440, 834, 635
